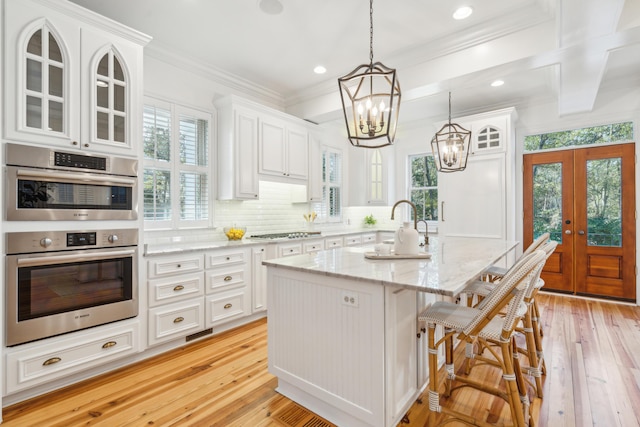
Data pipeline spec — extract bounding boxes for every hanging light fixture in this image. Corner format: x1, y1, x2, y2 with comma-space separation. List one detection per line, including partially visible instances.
337, 0, 401, 148
430, 92, 471, 172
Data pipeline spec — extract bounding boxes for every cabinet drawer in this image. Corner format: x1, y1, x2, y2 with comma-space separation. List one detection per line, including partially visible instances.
278, 242, 303, 257
148, 272, 205, 307
325, 236, 343, 248
206, 266, 247, 293
303, 239, 324, 253
345, 235, 363, 246
206, 289, 249, 327
205, 249, 246, 269
5, 322, 138, 393
362, 233, 377, 244
148, 299, 205, 346
148, 254, 204, 278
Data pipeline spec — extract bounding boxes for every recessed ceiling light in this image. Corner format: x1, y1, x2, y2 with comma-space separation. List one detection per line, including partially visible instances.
258, 0, 283, 15
313, 65, 327, 75
453, 6, 473, 20
491, 80, 505, 87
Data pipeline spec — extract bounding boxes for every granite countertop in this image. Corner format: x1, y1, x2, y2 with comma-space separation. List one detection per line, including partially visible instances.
143, 228, 396, 256
262, 237, 518, 296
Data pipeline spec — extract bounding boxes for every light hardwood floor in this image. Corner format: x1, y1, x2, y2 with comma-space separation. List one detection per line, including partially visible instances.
2, 293, 640, 426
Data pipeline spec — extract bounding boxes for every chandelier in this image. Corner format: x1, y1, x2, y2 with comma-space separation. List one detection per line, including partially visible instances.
430, 92, 471, 172
337, 0, 401, 148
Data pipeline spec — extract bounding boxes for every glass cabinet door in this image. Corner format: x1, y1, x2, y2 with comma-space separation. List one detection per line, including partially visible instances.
25, 27, 65, 134
95, 51, 127, 144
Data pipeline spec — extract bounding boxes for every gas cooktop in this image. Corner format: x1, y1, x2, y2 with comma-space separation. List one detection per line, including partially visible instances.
249, 231, 322, 240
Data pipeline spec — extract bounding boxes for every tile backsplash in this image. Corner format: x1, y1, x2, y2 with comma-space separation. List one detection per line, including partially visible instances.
144, 180, 405, 242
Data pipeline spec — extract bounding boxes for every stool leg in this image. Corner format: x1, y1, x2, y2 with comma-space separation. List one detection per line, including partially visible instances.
523, 304, 544, 398
427, 323, 440, 426
501, 339, 527, 427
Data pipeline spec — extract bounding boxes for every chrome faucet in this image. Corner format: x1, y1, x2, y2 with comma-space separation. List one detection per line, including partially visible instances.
390, 199, 417, 230
416, 219, 429, 246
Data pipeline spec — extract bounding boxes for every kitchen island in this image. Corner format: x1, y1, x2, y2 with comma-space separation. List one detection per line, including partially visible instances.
264, 237, 518, 427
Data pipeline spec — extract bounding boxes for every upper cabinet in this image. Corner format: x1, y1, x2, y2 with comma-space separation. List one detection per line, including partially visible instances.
437, 108, 517, 243
216, 95, 316, 200
348, 145, 394, 206
3, 0, 150, 156
258, 115, 308, 181
216, 97, 260, 200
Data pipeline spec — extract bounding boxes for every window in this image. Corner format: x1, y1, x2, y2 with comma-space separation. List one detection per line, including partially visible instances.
524, 122, 633, 152
369, 149, 383, 201
312, 147, 342, 222
477, 126, 501, 150
143, 97, 211, 229
409, 154, 438, 221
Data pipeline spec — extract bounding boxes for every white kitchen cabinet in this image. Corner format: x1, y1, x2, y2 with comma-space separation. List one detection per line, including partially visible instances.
148, 299, 205, 346
204, 247, 251, 327
277, 241, 303, 257
344, 234, 363, 246
324, 236, 343, 249
5, 320, 139, 393
259, 115, 309, 181
438, 108, 517, 249
348, 146, 394, 206
216, 97, 260, 200
361, 232, 377, 246
147, 253, 206, 346
303, 238, 325, 254
251, 245, 268, 313
3, 0, 149, 156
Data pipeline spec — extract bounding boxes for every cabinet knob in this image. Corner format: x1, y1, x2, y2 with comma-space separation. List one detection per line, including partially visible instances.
83, 143, 90, 148
224, 303, 233, 309
173, 317, 184, 323
176, 264, 182, 268
43, 357, 62, 366
173, 285, 185, 291
226, 256, 230, 260
71, 141, 79, 146
102, 341, 117, 349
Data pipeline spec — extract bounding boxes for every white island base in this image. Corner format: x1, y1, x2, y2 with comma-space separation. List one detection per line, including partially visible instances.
266, 267, 422, 427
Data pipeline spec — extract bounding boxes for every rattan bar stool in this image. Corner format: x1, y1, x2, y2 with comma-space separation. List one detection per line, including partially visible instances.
464, 241, 557, 399
418, 250, 546, 427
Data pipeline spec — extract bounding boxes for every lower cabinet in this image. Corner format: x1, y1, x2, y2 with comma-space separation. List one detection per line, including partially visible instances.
5, 321, 139, 393
148, 299, 205, 346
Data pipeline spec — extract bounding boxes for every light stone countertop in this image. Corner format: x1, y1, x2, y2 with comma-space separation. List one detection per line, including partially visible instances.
143, 227, 395, 256
262, 237, 519, 296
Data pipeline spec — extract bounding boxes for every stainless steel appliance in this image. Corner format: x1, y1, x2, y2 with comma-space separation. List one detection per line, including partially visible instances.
249, 231, 322, 240
5, 143, 138, 221
6, 228, 138, 346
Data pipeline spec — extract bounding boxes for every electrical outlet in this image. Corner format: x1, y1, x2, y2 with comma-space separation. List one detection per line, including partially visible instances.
341, 291, 359, 307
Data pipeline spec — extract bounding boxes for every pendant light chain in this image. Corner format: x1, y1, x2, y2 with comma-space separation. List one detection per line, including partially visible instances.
369, 0, 374, 66
448, 92, 452, 123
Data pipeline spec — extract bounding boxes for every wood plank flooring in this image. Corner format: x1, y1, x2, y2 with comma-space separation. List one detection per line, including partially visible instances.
2, 292, 640, 426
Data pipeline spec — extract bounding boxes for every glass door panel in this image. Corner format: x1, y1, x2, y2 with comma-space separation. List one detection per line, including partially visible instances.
532, 162, 563, 244
586, 158, 622, 247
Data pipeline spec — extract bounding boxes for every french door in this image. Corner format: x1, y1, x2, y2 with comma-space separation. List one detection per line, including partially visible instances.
523, 143, 636, 301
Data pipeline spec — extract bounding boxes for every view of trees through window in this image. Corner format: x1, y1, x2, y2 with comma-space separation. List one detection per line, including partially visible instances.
524, 122, 633, 151
409, 154, 438, 221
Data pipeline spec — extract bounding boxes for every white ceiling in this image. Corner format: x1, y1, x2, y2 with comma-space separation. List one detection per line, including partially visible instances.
69, 0, 640, 125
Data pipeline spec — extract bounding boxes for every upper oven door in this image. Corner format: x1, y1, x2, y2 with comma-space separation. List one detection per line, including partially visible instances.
5, 165, 138, 221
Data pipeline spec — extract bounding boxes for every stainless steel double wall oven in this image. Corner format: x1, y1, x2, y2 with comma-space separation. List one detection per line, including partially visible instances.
4, 143, 140, 346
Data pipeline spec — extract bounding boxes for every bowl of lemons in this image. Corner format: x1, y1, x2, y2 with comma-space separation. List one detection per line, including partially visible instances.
224, 226, 246, 241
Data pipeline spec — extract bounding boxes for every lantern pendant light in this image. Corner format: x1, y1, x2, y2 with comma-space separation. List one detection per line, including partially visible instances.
430, 92, 471, 172
337, 0, 401, 148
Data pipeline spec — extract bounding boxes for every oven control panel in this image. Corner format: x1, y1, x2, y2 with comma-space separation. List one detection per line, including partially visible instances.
6, 229, 138, 254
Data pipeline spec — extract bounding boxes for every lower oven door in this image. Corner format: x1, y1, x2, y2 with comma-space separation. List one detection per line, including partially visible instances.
6, 246, 138, 346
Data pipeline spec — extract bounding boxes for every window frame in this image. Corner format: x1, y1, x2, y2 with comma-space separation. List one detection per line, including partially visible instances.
408, 152, 438, 225
143, 96, 213, 230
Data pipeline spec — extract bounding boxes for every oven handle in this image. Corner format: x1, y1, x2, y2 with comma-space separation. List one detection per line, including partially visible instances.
17, 249, 136, 267
16, 169, 136, 187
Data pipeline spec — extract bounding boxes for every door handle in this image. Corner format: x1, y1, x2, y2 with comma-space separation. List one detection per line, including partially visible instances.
578, 230, 585, 235
441, 201, 445, 222
565, 230, 572, 235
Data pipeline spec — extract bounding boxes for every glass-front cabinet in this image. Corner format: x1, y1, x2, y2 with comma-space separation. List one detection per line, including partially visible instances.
3, 0, 150, 156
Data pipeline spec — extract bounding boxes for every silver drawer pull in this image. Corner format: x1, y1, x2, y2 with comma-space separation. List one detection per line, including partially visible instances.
102, 341, 117, 349
224, 275, 233, 282
224, 303, 233, 309
43, 357, 61, 366
173, 317, 184, 323
173, 285, 185, 291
